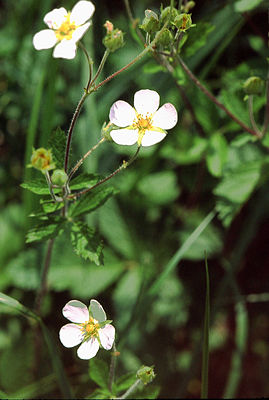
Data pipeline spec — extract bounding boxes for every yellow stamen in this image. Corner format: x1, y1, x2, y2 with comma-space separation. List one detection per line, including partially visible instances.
80, 317, 100, 338
55, 12, 77, 41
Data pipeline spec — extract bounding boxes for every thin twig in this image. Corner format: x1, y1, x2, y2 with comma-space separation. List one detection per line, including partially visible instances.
248, 95, 262, 137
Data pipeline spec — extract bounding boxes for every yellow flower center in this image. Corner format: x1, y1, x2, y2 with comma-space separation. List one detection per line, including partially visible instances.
55, 12, 77, 41
80, 317, 100, 339
133, 113, 153, 145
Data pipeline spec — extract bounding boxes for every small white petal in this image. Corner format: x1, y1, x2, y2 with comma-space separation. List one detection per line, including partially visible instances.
99, 324, 115, 350
134, 89, 160, 115
72, 22, 91, 43
53, 40, 77, 59
59, 323, 84, 348
152, 103, 178, 130
44, 7, 67, 29
70, 1, 95, 26
77, 338, 99, 359
90, 299, 107, 322
109, 101, 136, 127
141, 130, 167, 147
33, 30, 57, 50
62, 300, 89, 323
111, 128, 139, 146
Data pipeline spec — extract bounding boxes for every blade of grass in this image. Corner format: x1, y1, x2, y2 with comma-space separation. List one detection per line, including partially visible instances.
201, 252, 210, 399
0, 291, 39, 321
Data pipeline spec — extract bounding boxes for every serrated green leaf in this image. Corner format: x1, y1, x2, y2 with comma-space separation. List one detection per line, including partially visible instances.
69, 172, 100, 190
30, 199, 64, 217
69, 186, 118, 218
26, 216, 65, 243
89, 358, 109, 389
115, 372, 137, 392
70, 221, 103, 266
21, 177, 50, 195
48, 127, 66, 169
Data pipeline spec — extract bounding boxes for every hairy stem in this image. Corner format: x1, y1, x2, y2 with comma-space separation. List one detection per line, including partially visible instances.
117, 379, 141, 400
248, 95, 262, 137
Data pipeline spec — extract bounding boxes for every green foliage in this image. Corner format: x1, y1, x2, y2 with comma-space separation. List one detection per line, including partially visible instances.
48, 127, 66, 169
137, 171, 180, 205
234, 0, 265, 12
89, 358, 109, 389
69, 172, 99, 190
183, 22, 215, 58
21, 177, 51, 195
26, 216, 65, 243
70, 221, 104, 265
206, 133, 228, 178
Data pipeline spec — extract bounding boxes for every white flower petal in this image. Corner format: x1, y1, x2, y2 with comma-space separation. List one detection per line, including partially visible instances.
53, 40, 77, 59
62, 300, 89, 323
77, 337, 99, 359
152, 103, 178, 130
70, 1, 95, 26
59, 323, 84, 348
44, 7, 67, 29
72, 22, 91, 43
109, 101, 136, 127
99, 324, 115, 350
141, 130, 167, 147
33, 29, 57, 50
90, 299, 107, 322
134, 89, 160, 115
111, 128, 139, 146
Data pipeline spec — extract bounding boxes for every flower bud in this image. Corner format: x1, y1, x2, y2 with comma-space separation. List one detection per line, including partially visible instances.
30, 148, 55, 172
183, 1, 196, 12
243, 76, 264, 95
140, 10, 159, 34
173, 13, 193, 31
104, 20, 114, 33
51, 169, 68, 186
160, 6, 178, 26
103, 27, 124, 53
156, 28, 173, 47
137, 365, 156, 385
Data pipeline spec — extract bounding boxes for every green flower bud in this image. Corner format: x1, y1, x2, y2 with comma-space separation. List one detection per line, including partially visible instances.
160, 6, 178, 26
103, 28, 125, 53
173, 13, 193, 31
243, 76, 264, 95
140, 10, 159, 34
137, 366, 156, 385
30, 148, 55, 172
156, 28, 173, 47
51, 169, 68, 186
183, 1, 196, 12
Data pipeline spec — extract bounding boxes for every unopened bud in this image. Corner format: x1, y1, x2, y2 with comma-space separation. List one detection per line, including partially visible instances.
173, 13, 193, 31
103, 27, 124, 53
104, 20, 114, 33
156, 28, 173, 47
137, 365, 156, 385
30, 148, 55, 172
160, 6, 178, 26
140, 9, 159, 34
243, 76, 264, 95
183, 1, 196, 12
51, 169, 68, 186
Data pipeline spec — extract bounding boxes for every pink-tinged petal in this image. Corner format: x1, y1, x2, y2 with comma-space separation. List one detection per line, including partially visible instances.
33, 29, 57, 50
77, 337, 99, 359
59, 323, 84, 348
134, 89, 160, 115
53, 40, 77, 59
109, 101, 136, 127
141, 130, 167, 147
110, 128, 139, 146
99, 324, 115, 350
152, 103, 178, 130
70, 1, 95, 26
72, 22, 91, 43
44, 7, 67, 29
90, 299, 106, 322
62, 300, 89, 323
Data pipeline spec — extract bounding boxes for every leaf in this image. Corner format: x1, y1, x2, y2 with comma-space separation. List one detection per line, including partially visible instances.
88, 388, 112, 399
115, 372, 137, 392
137, 171, 180, 205
26, 216, 65, 243
21, 177, 50, 195
48, 127, 66, 169
215, 198, 241, 227
89, 358, 109, 389
30, 199, 64, 217
184, 22, 215, 58
69, 172, 100, 190
206, 133, 228, 177
0, 292, 38, 320
234, 0, 265, 12
69, 186, 118, 218
70, 221, 104, 266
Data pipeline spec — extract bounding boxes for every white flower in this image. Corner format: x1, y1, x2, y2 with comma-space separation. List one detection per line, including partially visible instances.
59, 299, 115, 359
109, 89, 178, 147
33, 1, 95, 59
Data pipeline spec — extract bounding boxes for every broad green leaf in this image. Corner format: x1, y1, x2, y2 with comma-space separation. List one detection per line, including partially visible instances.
161, 134, 207, 165
234, 0, 265, 12
69, 172, 100, 190
0, 292, 38, 320
115, 372, 137, 392
70, 221, 104, 266
21, 177, 50, 195
26, 216, 65, 243
69, 186, 117, 218
137, 171, 180, 205
89, 358, 109, 389
30, 199, 64, 217
183, 22, 215, 58
206, 133, 228, 177
48, 127, 66, 169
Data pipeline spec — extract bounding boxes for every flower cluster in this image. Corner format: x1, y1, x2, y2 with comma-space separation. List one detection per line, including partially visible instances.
59, 299, 115, 360
33, 1, 95, 59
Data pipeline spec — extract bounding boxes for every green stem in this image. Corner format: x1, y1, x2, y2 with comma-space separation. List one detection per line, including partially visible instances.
90, 49, 110, 87
117, 379, 141, 400
68, 137, 105, 182
262, 70, 269, 136
108, 342, 118, 392
79, 42, 93, 92
248, 95, 262, 137
176, 55, 259, 138
68, 146, 141, 199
